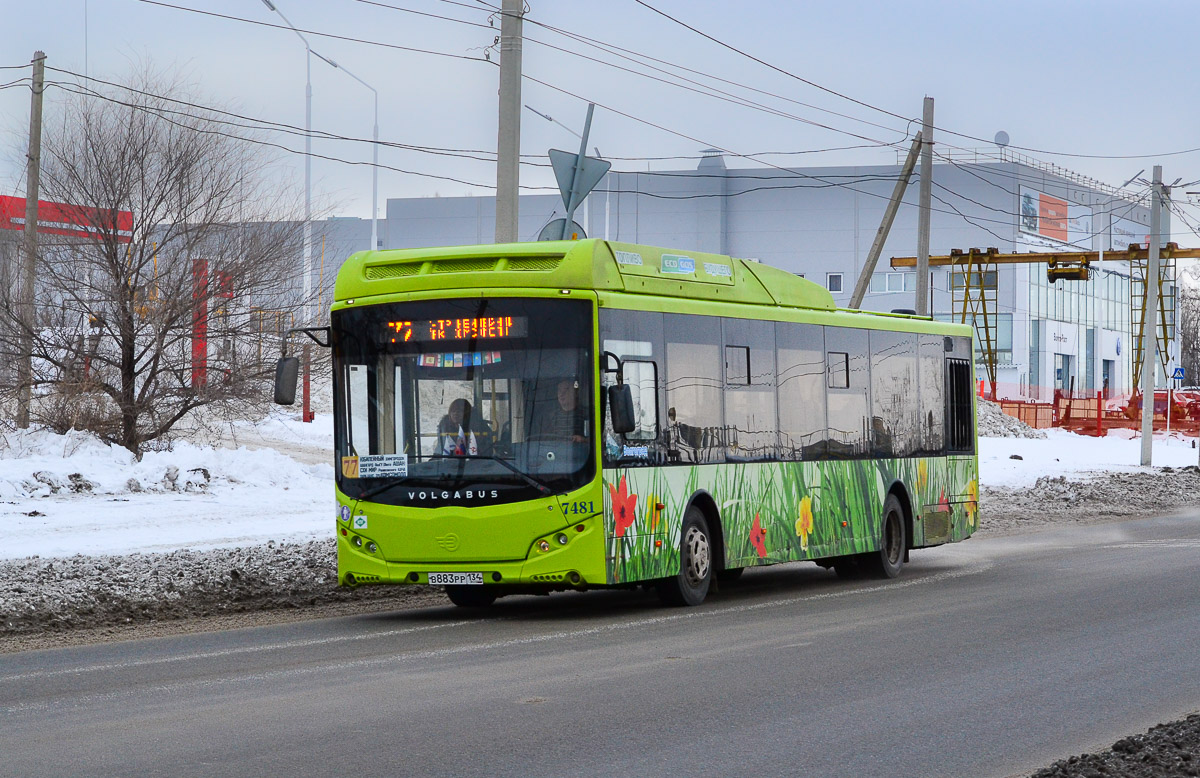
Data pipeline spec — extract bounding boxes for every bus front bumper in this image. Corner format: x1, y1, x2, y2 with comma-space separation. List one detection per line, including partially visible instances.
336, 512, 608, 589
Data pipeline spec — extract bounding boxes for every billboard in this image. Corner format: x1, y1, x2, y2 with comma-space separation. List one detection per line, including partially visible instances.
1109, 215, 1150, 251
0, 195, 132, 243
1019, 186, 1092, 248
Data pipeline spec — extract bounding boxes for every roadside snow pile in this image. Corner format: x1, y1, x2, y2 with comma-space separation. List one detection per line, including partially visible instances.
0, 539, 437, 635
977, 399, 1047, 439
979, 466, 1200, 536
0, 425, 330, 499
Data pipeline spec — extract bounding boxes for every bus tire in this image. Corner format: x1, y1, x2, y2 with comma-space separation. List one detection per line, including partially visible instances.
445, 585, 498, 608
658, 506, 712, 606
866, 493, 906, 579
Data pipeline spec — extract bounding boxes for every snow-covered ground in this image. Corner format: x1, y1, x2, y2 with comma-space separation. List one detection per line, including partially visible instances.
0, 413, 336, 560
1, 411, 1197, 560
981, 429, 1200, 489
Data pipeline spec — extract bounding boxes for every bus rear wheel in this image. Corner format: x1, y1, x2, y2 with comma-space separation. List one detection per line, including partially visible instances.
658, 507, 712, 606
865, 493, 906, 579
445, 585, 498, 608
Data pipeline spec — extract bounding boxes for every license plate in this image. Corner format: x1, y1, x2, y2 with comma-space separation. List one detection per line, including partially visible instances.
428, 572, 484, 586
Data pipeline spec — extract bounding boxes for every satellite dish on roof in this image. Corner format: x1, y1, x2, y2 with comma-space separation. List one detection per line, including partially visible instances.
994, 130, 1010, 148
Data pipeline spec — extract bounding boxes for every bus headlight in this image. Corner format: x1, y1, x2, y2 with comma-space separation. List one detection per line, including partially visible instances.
537, 540, 551, 552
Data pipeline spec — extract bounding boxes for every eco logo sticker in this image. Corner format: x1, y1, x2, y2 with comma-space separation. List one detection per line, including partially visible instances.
353, 515, 368, 530
660, 254, 695, 274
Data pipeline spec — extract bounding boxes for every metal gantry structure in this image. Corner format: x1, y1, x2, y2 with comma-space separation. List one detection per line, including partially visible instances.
890, 244, 1200, 399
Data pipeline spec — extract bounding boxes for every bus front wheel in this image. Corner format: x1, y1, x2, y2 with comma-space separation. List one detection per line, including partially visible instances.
865, 493, 906, 579
658, 506, 713, 606
445, 585, 498, 608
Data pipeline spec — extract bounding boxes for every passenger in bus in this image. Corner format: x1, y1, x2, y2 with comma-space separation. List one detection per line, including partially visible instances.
439, 398, 491, 456
532, 379, 585, 442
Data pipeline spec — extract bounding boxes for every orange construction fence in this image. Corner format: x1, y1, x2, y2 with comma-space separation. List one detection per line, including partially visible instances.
976, 380, 1200, 437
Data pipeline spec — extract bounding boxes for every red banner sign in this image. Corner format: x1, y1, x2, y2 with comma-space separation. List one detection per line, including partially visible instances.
0, 195, 132, 243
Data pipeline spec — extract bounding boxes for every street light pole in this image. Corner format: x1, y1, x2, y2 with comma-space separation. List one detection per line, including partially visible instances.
261, 0, 314, 421
311, 51, 379, 252
260, 0, 312, 310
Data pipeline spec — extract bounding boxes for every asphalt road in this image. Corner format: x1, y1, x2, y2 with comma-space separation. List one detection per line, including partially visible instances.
3, 512, 1200, 778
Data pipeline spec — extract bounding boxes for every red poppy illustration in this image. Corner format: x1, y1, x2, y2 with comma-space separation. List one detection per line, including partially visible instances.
938, 490, 951, 512
609, 476, 638, 538
750, 513, 768, 558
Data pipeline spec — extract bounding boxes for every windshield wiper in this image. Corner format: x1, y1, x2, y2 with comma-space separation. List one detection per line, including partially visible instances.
353, 454, 553, 502
428, 454, 554, 496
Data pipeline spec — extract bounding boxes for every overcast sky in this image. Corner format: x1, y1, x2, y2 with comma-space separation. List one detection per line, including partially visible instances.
4, 0, 1200, 243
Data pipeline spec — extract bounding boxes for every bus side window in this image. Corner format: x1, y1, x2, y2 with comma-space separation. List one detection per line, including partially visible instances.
665, 314, 724, 465
777, 322, 827, 461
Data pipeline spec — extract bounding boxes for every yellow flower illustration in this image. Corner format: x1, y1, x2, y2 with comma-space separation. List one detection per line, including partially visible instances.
917, 459, 928, 492
965, 479, 978, 527
648, 493, 662, 534
794, 495, 814, 551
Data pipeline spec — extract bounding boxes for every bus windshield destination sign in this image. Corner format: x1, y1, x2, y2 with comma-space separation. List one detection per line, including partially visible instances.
386, 316, 529, 343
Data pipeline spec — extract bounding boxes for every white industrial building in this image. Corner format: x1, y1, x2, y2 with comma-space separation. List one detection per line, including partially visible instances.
379, 149, 1168, 400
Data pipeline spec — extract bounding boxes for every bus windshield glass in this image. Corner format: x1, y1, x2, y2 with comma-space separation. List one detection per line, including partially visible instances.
331, 297, 594, 505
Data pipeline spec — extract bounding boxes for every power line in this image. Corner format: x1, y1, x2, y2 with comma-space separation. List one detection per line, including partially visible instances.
135, 0, 488, 63
630, 0, 912, 127
629, 0, 1200, 163
521, 11, 912, 141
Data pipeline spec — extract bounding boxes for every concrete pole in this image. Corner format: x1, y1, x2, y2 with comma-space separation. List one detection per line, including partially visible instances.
915, 97, 934, 315
16, 51, 46, 430
849, 131, 922, 309
494, 0, 524, 243
371, 92, 378, 251
1139, 165, 1162, 466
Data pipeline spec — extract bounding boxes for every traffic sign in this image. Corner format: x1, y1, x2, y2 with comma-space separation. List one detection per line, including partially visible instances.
548, 149, 611, 212
1172, 367, 1185, 380
537, 218, 585, 241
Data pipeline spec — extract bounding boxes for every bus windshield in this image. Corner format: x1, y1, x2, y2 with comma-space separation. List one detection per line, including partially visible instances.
331, 297, 594, 505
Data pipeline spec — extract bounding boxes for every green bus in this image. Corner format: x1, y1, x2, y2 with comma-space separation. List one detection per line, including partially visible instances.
275, 239, 978, 607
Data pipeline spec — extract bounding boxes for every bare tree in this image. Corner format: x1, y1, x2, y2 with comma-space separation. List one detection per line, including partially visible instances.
0, 71, 311, 455
1180, 266, 1200, 387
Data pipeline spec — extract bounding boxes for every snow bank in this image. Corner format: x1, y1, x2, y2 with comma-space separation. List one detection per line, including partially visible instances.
0, 425, 333, 559
980, 428, 1200, 489
977, 399, 1047, 439
0, 425, 329, 499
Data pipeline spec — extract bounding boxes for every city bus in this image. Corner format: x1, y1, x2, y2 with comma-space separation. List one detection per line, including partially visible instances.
274, 239, 979, 607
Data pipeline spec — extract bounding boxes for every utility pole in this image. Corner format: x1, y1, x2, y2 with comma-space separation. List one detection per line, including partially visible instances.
915, 97, 934, 315
849, 131, 922, 309
16, 51, 46, 430
1140, 165, 1163, 466
494, 0, 524, 243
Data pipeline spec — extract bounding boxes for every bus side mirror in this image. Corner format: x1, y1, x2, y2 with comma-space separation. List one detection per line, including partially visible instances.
608, 384, 636, 434
274, 357, 300, 405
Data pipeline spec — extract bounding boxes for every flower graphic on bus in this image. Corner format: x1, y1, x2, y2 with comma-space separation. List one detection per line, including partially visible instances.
750, 513, 768, 559
794, 495, 814, 551
609, 475, 638, 538
965, 479, 978, 527
917, 459, 928, 493
647, 493, 662, 534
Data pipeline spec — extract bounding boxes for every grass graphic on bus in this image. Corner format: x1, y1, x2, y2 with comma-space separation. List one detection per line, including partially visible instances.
603, 457, 977, 584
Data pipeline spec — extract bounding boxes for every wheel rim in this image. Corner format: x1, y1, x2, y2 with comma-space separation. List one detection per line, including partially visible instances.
883, 510, 902, 566
683, 524, 711, 587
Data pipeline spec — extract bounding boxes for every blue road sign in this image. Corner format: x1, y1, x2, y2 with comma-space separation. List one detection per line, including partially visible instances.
1172, 367, 1185, 380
